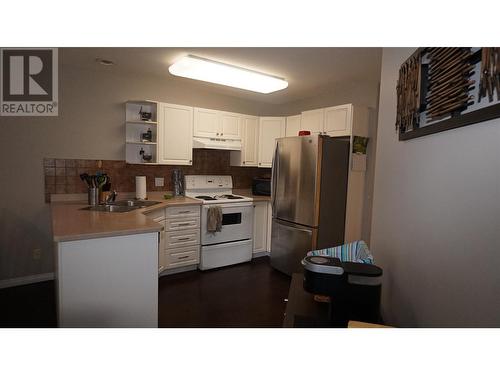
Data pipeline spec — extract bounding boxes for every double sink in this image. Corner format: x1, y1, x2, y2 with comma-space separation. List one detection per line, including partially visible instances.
82, 199, 161, 213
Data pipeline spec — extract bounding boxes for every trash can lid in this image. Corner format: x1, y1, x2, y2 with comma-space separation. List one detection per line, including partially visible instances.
342, 261, 383, 277
301, 256, 344, 275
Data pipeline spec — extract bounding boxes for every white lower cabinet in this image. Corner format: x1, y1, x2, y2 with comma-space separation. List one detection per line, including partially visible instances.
143, 208, 167, 273
166, 245, 200, 268
252, 200, 272, 255
145, 205, 201, 274
164, 205, 201, 270
253, 201, 268, 254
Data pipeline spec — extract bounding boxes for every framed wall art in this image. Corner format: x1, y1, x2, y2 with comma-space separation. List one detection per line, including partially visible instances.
396, 47, 500, 141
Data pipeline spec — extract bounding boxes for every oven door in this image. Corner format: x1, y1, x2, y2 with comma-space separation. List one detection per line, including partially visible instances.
201, 202, 254, 245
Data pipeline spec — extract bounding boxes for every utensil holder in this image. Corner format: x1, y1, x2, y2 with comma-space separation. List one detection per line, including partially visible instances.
88, 187, 99, 206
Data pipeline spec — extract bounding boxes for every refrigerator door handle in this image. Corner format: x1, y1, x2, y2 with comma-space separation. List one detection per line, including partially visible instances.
287, 225, 312, 234
271, 141, 279, 216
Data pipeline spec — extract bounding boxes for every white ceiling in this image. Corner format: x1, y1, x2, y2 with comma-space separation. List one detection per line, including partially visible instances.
61, 48, 382, 105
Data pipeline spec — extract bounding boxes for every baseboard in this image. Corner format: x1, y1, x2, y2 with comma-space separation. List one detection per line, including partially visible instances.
252, 251, 270, 259
0, 272, 55, 289
159, 264, 198, 277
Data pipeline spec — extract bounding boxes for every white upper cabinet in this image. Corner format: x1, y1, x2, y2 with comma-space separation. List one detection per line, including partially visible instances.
194, 107, 241, 140
258, 117, 285, 168
324, 104, 353, 137
231, 115, 259, 167
194, 108, 220, 138
158, 103, 193, 165
285, 115, 302, 137
220, 112, 242, 139
300, 104, 353, 137
300, 108, 324, 134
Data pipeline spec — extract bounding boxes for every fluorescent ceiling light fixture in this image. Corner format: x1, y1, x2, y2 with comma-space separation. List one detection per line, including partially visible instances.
168, 55, 288, 94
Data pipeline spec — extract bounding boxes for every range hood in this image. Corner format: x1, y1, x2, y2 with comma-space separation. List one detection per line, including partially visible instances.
193, 137, 242, 151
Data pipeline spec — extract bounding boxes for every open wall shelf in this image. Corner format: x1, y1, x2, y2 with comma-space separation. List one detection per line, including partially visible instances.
125, 101, 159, 164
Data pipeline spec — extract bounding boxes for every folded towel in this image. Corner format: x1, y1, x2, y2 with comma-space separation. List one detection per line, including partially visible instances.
307, 240, 374, 264
207, 206, 223, 232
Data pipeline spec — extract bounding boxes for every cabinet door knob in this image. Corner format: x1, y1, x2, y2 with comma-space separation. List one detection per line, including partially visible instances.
243, 161, 246, 164
216, 133, 219, 136
221, 133, 223, 136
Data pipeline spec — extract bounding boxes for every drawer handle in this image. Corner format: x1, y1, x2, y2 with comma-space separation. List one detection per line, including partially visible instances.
178, 210, 190, 214
177, 237, 190, 241
177, 255, 190, 259
177, 223, 191, 226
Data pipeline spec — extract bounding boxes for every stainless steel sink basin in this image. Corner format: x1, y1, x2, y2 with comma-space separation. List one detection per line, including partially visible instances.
80, 200, 161, 213
112, 200, 161, 207
81, 205, 137, 212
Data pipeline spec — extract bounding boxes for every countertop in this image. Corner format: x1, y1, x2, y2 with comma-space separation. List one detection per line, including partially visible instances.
233, 189, 271, 202
51, 195, 201, 243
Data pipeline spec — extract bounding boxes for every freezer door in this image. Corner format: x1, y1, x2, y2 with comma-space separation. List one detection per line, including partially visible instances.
270, 219, 314, 276
272, 136, 318, 227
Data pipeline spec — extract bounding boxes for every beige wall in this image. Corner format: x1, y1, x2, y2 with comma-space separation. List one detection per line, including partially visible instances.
0, 63, 279, 281
276, 79, 380, 115
371, 48, 500, 327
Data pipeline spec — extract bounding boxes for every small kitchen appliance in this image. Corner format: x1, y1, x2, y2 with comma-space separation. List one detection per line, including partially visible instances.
184, 175, 253, 270
252, 177, 271, 196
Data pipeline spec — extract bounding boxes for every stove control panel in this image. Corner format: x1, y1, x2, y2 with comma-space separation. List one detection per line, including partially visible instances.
185, 175, 233, 190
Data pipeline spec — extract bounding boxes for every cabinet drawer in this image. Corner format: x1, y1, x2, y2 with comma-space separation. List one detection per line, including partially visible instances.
165, 229, 200, 247
165, 216, 200, 231
143, 208, 166, 221
166, 205, 200, 219
165, 246, 200, 268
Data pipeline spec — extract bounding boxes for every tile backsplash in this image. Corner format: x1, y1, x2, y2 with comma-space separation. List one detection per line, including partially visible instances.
43, 149, 270, 202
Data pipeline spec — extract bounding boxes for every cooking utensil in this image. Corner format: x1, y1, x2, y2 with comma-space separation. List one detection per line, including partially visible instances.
97, 175, 107, 189
79, 173, 93, 187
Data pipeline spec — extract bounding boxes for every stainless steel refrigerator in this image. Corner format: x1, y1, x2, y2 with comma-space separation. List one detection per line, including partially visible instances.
270, 135, 350, 275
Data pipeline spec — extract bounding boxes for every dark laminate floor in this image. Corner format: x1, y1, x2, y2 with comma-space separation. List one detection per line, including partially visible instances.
0, 280, 57, 328
0, 257, 290, 328
159, 257, 291, 327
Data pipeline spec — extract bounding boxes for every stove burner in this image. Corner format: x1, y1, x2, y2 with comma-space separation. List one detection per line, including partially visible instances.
218, 194, 243, 200
196, 195, 217, 201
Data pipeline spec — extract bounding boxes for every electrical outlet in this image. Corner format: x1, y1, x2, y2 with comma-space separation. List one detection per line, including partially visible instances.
155, 177, 164, 187
33, 248, 41, 260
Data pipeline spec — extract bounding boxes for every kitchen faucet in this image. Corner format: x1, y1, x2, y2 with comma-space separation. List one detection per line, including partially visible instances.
106, 190, 117, 204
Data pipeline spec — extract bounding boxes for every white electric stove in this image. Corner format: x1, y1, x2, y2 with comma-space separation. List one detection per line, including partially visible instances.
185, 175, 254, 270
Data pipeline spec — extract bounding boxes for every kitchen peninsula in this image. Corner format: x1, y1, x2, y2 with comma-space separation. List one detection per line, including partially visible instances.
51, 196, 201, 327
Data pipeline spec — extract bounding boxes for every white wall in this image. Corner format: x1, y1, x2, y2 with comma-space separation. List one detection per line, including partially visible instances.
371, 48, 500, 327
